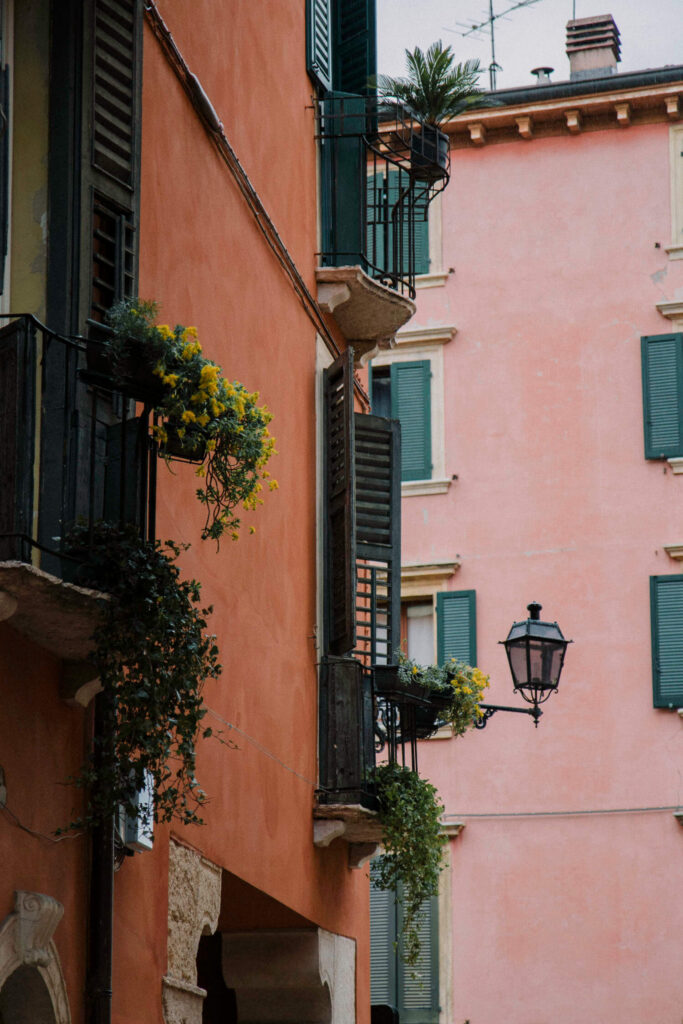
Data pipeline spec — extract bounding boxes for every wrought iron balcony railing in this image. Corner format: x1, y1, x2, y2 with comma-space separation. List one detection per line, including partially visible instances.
316, 95, 450, 300
0, 314, 156, 579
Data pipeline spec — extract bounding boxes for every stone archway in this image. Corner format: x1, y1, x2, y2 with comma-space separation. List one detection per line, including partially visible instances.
0, 892, 71, 1024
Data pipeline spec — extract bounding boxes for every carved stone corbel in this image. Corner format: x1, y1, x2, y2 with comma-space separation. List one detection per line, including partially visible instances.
13, 891, 64, 968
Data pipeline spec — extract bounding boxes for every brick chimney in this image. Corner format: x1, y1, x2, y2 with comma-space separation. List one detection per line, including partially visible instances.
566, 14, 621, 81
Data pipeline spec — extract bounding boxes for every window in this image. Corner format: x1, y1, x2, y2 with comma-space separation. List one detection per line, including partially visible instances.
668, 124, 683, 260
306, 0, 376, 96
371, 361, 432, 482
368, 326, 455, 496
370, 867, 439, 1024
650, 575, 683, 708
641, 332, 683, 459
367, 170, 430, 278
437, 590, 476, 664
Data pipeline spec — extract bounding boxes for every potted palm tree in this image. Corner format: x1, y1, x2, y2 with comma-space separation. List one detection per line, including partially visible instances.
373, 41, 493, 182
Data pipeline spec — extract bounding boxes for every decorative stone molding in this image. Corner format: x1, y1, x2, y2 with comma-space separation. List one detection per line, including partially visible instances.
666, 95, 681, 120
222, 928, 355, 1024
667, 457, 683, 475
394, 324, 456, 347
441, 821, 466, 838
162, 842, 222, 1024
0, 891, 71, 1023
516, 115, 533, 139
13, 891, 64, 968
674, 809, 683, 824
401, 561, 459, 602
663, 544, 683, 560
615, 101, 631, 126
656, 300, 683, 329
402, 477, 453, 496
415, 271, 449, 289
564, 108, 583, 133
468, 122, 486, 146
348, 843, 381, 869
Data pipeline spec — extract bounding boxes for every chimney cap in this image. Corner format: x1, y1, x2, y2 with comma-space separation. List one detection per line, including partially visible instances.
531, 66, 554, 83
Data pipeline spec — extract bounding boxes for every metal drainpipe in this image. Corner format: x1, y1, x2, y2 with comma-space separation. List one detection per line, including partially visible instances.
86, 691, 115, 1024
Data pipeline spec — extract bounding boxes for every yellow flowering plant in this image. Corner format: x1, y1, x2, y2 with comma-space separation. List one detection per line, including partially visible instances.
105, 299, 276, 545
397, 650, 490, 736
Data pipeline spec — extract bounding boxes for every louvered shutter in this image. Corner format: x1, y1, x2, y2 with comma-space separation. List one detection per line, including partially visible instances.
641, 333, 683, 459
0, 319, 36, 563
413, 209, 430, 276
334, 0, 376, 95
650, 576, 683, 708
437, 590, 477, 665
321, 92, 366, 268
0, 63, 9, 293
80, 0, 142, 327
324, 349, 356, 655
391, 361, 431, 481
306, 0, 332, 92
398, 895, 440, 1023
370, 870, 398, 1008
354, 411, 401, 667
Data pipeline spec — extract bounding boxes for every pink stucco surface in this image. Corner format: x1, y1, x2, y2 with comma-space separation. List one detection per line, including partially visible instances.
409, 122, 683, 1022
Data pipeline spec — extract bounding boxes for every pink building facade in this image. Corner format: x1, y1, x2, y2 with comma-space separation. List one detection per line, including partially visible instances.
370, 24, 683, 1024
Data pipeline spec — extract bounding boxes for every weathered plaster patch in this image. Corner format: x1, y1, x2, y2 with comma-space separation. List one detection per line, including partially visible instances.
651, 267, 668, 285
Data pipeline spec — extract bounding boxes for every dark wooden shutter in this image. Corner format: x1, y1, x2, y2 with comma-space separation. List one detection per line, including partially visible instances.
391, 360, 431, 481
650, 575, 683, 708
306, 0, 333, 92
80, 0, 142, 328
324, 349, 356, 655
354, 411, 401, 667
322, 92, 366, 269
437, 590, 477, 665
398, 895, 440, 1023
641, 333, 683, 459
0, 319, 36, 562
333, 0, 376, 94
0, 63, 9, 293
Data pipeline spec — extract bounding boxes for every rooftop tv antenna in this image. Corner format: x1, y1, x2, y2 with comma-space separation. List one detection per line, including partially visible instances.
449, 0, 544, 91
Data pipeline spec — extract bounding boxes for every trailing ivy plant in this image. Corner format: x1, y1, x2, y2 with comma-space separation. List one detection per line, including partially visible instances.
104, 298, 277, 545
63, 521, 221, 830
372, 762, 446, 966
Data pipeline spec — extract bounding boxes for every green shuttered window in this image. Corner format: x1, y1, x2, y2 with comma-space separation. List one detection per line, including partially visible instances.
437, 590, 477, 665
391, 361, 432, 481
650, 575, 683, 708
306, 0, 376, 93
370, 869, 439, 1023
366, 171, 430, 279
370, 360, 432, 482
641, 333, 683, 459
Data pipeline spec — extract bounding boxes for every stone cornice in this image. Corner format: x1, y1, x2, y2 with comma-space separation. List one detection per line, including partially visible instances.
444, 78, 683, 148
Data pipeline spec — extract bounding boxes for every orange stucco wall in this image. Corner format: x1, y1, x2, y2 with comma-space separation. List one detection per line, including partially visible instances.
0, 624, 89, 1024
406, 118, 683, 1022
112, 3, 369, 1021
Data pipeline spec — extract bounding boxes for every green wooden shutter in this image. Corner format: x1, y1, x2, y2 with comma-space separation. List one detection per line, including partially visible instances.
391, 360, 431, 481
370, 872, 398, 1009
306, 0, 332, 92
322, 92, 366, 268
650, 575, 683, 708
413, 208, 430, 276
437, 590, 477, 665
333, 0, 376, 94
324, 348, 356, 655
398, 895, 440, 1024
370, 868, 439, 1023
641, 333, 683, 459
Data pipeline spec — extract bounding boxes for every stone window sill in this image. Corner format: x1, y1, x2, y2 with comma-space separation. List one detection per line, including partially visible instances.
402, 477, 453, 496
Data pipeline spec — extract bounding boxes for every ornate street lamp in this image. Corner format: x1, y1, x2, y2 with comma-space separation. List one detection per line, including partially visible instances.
476, 603, 571, 729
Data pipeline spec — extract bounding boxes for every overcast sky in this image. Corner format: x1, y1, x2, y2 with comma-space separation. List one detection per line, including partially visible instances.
378, 0, 683, 92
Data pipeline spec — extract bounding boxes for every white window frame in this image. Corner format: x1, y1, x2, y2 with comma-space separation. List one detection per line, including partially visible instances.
367, 324, 456, 496
415, 192, 449, 289
667, 124, 683, 260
